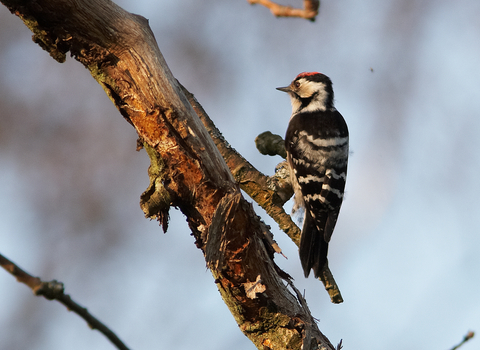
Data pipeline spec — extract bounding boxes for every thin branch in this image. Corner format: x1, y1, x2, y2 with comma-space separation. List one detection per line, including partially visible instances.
248, 0, 320, 21
450, 331, 475, 350
0, 253, 130, 350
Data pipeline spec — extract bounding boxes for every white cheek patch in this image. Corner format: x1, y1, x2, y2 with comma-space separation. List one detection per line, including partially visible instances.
297, 81, 323, 99
289, 80, 329, 114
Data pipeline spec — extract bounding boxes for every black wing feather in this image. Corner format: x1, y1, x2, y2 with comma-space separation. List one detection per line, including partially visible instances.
286, 109, 348, 278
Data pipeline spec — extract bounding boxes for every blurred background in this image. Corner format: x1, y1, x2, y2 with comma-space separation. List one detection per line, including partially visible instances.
1, 0, 480, 349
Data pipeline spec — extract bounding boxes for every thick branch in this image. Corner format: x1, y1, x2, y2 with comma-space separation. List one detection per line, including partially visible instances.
1, 0, 338, 348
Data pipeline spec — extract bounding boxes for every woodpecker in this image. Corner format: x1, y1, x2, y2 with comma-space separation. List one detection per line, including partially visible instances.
277, 72, 349, 278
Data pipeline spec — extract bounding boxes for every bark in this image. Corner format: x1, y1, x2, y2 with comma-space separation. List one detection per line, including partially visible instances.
0, 0, 338, 349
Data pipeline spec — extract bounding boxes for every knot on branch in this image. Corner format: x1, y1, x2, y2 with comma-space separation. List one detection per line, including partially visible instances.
33, 280, 65, 300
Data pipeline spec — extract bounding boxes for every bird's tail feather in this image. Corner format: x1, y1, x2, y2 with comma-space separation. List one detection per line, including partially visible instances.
299, 211, 328, 278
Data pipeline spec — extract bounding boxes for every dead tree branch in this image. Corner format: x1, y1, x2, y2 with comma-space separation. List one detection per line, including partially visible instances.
248, 0, 320, 21
0, 253, 130, 350
0, 0, 338, 348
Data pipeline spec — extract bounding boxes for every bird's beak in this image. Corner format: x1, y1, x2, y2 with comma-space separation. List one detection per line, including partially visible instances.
276, 86, 291, 93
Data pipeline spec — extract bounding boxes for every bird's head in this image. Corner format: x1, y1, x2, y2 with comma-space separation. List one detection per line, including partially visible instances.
277, 72, 334, 114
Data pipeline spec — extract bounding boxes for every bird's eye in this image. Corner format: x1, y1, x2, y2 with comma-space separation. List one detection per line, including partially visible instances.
294, 81, 300, 88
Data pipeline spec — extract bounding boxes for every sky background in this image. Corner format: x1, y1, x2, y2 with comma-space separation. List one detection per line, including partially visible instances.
1, 0, 480, 349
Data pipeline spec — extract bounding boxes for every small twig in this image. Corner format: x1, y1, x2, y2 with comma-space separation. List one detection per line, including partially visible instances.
0, 253, 130, 350
248, 0, 320, 21
450, 331, 475, 350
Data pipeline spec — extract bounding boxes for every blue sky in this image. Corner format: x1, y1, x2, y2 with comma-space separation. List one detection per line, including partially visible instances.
1, 1, 480, 349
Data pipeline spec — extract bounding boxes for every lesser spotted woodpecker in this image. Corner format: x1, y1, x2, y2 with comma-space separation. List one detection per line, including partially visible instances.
277, 72, 349, 278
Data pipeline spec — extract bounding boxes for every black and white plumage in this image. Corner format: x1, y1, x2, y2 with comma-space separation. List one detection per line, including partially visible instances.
277, 72, 349, 278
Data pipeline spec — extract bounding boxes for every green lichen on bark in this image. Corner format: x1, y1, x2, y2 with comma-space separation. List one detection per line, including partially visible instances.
140, 142, 171, 231
240, 307, 303, 350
